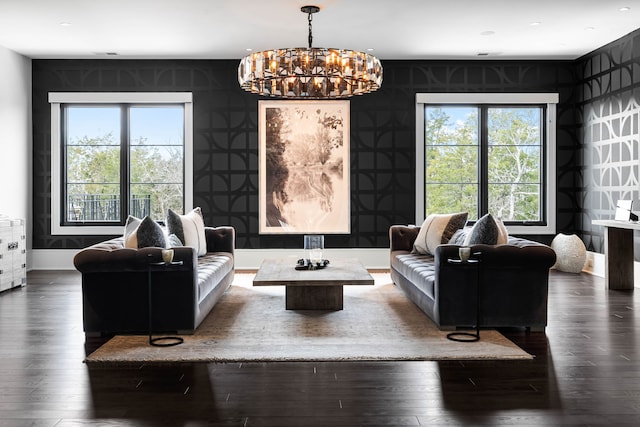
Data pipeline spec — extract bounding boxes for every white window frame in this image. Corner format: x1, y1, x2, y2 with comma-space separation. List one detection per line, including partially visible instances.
49, 92, 194, 235
415, 93, 558, 235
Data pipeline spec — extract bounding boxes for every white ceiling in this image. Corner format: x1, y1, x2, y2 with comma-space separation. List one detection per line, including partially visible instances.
1, 0, 639, 60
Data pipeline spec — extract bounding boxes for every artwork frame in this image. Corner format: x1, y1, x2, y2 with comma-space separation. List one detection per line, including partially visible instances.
259, 100, 350, 234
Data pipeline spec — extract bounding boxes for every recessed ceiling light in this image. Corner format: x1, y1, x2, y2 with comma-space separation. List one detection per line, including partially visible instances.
585, 26, 596, 31
245, 48, 253, 52
530, 21, 542, 26
619, 6, 631, 12
480, 30, 495, 36
367, 48, 375, 52
59, 22, 72, 27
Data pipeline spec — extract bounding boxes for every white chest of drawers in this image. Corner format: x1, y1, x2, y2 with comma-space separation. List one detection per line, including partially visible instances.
0, 218, 26, 293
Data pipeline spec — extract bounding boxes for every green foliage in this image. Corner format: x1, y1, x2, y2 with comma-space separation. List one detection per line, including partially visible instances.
424, 107, 541, 221
66, 132, 184, 221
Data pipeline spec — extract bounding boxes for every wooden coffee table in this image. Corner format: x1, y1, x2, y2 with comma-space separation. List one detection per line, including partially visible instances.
253, 258, 374, 310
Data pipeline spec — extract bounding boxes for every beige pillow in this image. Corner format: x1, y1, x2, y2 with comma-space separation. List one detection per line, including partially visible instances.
495, 217, 509, 244
166, 207, 207, 256
413, 212, 468, 255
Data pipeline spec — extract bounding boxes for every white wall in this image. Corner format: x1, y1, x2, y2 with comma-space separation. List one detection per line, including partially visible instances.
0, 46, 32, 264
31, 247, 391, 271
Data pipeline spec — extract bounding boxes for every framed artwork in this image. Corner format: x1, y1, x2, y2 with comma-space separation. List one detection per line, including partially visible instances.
259, 100, 350, 234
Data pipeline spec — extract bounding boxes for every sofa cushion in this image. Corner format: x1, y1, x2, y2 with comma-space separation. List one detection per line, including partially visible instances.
392, 253, 436, 299
448, 228, 468, 245
124, 215, 141, 243
124, 215, 166, 249
495, 217, 509, 244
450, 216, 509, 246
463, 213, 504, 246
167, 207, 207, 256
167, 233, 184, 247
196, 252, 234, 303
413, 212, 468, 255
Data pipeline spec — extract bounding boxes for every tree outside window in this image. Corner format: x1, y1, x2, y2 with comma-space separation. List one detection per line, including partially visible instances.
424, 105, 543, 223
64, 105, 184, 225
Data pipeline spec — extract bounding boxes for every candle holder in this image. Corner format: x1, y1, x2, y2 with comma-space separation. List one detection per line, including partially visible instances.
303, 234, 324, 264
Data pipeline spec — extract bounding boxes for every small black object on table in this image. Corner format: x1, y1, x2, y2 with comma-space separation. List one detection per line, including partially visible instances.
295, 258, 330, 270
446, 253, 482, 342
147, 258, 184, 347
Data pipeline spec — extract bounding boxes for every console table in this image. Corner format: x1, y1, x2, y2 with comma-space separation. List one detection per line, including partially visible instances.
592, 219, 639, 290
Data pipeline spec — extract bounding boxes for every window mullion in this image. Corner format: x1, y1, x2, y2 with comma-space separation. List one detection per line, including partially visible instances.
121, 105, 130, 223
479, 106, 489, 216
61, 106, 69, 226
540, 108, 547, 223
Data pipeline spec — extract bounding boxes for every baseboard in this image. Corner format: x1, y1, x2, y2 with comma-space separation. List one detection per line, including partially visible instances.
30, 249, 78, 270
30, 248, 391, 271
581, 251, 604, 277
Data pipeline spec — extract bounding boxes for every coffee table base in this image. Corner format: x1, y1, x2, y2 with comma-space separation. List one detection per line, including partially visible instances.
286, 285, 344, 310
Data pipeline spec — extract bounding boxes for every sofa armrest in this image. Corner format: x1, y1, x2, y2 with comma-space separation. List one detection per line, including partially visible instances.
435, 242, 556, 270
390, 225, 420, 253
205, 226, 235, 255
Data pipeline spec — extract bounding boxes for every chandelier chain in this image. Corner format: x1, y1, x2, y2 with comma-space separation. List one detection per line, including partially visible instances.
307, 10, 313, 49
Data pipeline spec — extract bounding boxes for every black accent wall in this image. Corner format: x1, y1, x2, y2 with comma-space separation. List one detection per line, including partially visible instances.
32, 59, 580, 250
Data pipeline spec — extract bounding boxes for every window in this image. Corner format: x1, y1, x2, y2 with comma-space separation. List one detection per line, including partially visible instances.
50, 93, 193, 235
415, 93, 558, 235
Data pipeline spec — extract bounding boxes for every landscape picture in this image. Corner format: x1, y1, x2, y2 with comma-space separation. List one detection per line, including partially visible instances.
259, 100, 350, 234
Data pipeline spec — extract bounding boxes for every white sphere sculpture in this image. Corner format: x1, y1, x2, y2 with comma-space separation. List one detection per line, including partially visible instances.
551, 233, 587, 273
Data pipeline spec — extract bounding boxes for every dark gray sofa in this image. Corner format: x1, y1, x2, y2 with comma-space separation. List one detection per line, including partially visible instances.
74, 226, 235, 337
390, 225, 556, 331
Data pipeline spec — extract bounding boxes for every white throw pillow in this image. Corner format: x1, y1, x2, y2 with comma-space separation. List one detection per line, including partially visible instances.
495, 217, 509, 245
123, 215, 141, 248
166, 207, 207, 256
413, 212, 468, 255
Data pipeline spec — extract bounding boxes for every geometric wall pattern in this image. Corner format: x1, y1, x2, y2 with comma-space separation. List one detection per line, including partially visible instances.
578, 28, 640, 255
32, 59, 580, 250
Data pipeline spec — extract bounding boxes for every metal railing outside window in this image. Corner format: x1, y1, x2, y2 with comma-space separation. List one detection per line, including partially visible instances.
67, 194, 151, 222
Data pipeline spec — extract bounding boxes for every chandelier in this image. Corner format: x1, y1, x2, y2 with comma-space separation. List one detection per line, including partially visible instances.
237, 5, 383, 99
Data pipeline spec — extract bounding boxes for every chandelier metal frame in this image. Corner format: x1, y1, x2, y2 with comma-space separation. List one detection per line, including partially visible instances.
238, 5, 383, 99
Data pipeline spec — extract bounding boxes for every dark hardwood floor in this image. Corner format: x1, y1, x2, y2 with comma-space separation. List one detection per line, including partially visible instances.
0, 269, 638, 426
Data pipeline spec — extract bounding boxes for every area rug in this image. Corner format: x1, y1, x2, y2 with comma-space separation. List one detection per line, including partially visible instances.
85, 273, 532, 363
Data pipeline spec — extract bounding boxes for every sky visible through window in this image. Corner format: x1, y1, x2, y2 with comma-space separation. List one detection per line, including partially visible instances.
67, 106, 183, 147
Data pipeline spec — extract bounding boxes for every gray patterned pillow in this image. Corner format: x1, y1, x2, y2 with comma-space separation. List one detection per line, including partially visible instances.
449, 228, 470, 245
167, 233, 184, 247
124, 215, 166, 248
463, 213, 500, 246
